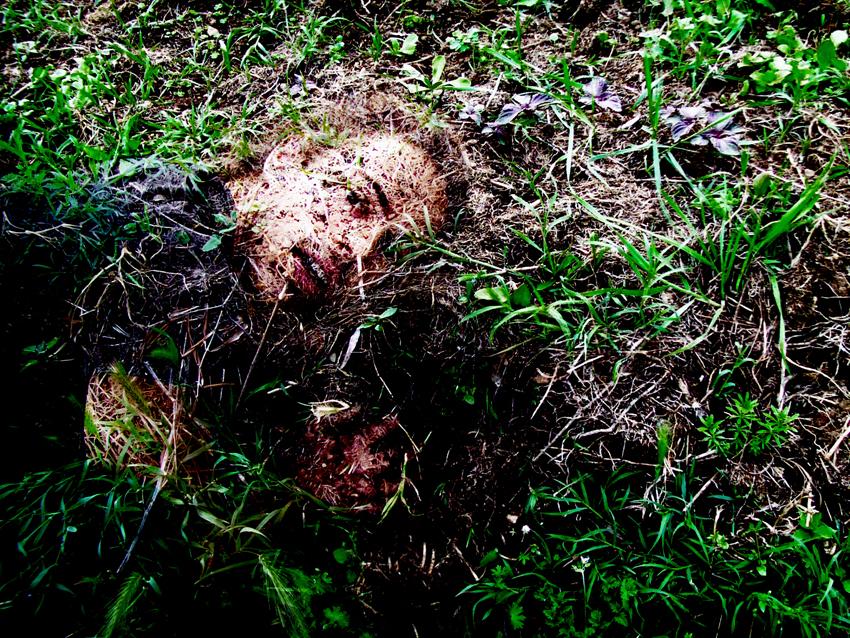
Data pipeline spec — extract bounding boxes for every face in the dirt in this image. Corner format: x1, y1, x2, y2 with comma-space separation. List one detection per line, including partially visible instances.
233, 133, 448, 301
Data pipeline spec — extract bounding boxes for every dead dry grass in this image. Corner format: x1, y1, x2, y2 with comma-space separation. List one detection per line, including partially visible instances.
85, 363, 211, 482
232, 131, 448, 301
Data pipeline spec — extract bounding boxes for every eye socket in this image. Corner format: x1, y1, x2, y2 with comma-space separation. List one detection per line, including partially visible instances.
372, 181, 390, 211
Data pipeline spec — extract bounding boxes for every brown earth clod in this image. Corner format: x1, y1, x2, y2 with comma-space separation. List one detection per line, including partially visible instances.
232, 132, 448, 301
295, 407, 408, 514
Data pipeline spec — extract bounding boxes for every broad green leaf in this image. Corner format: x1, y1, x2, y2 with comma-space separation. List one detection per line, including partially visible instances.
816, 40, 845, 71
376, 306, 398, 320
202, 235, 222, 252
30, 565, 53, 588
400, 33, 418, 55
400, 63, 424, 82
752, 172, 773, 198
445, 77, 473, 90
431, 54, 447, 84
82, 144, 109, 161
510, 284, 532, 308
147, 327, 179, 365
474, 286, 510, 304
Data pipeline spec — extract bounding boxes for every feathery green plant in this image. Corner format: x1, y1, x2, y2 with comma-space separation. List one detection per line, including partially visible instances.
100, 572, 145, 638
698, 393, 797, 457
258, 553, 318, 638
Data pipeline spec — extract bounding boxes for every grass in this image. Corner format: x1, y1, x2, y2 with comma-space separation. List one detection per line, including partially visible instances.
660, 161, 833, 299
463, 470, 850, 637
2, 0, 850, 636
457, 192, 692, 351
0, 446, 362, 635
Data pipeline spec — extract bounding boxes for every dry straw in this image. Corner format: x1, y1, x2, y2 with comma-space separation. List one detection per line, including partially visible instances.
232, 131, 448, 300
84, 363, 211, 482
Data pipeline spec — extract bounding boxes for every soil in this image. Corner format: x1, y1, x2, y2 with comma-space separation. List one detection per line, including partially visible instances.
295, 408, 405, 513
233, 132, 448, 301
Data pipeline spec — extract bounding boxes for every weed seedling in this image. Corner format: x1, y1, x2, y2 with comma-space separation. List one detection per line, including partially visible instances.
400, 54, 474, 106
698, 393, 797, 457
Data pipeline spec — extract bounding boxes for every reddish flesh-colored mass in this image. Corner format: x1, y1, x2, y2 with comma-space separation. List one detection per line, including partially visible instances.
232, 133, 448, 301
296, 412, 403, 513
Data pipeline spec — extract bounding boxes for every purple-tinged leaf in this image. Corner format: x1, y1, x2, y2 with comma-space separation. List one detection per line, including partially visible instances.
709, 135, 741, 156
712, 113, 745, 135
493, 103, 522, 125
665, 105, 709, 142
664, 105, 745, 155
660, 105, 679, 123
583, 77, 609, 98
459, 102, 484, 125
289, 75, 317, 97
580, 77, 621, 112
679, 106, 706, 121
596, 94, 622, 112
498, 94, 553, 122
525, 93, 553, 109
481, 122, 508, 137
671, 119, 697, 142
707, 111, 745, 135
706, 110, 726, 123
703, 111, 745, 155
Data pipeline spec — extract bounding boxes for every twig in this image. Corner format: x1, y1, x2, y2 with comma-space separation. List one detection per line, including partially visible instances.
118, 362, 178, 574
237, 285, 286, 407
530, 363, 559, 421
116, 480, 162, 574
533, 412, 583, 463
825, 415, 850, 461
683, 475, 716, 513
451, 543, 479, 581
196, 269, 244, 392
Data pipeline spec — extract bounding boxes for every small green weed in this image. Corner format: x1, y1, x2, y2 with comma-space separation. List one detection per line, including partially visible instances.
698, 392, 797, 457
462, 471, 850, 636
367, 21, 418, 60
663, 164, 831, 299
642, 0, 751, 90
738, 24, 850, 106
20, 336, 65, 372
0, 0, 85, 43
711, 342, 756, 395
461, 193, 690, 349
447, 27, 482, 54
400, 54, 474, 106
